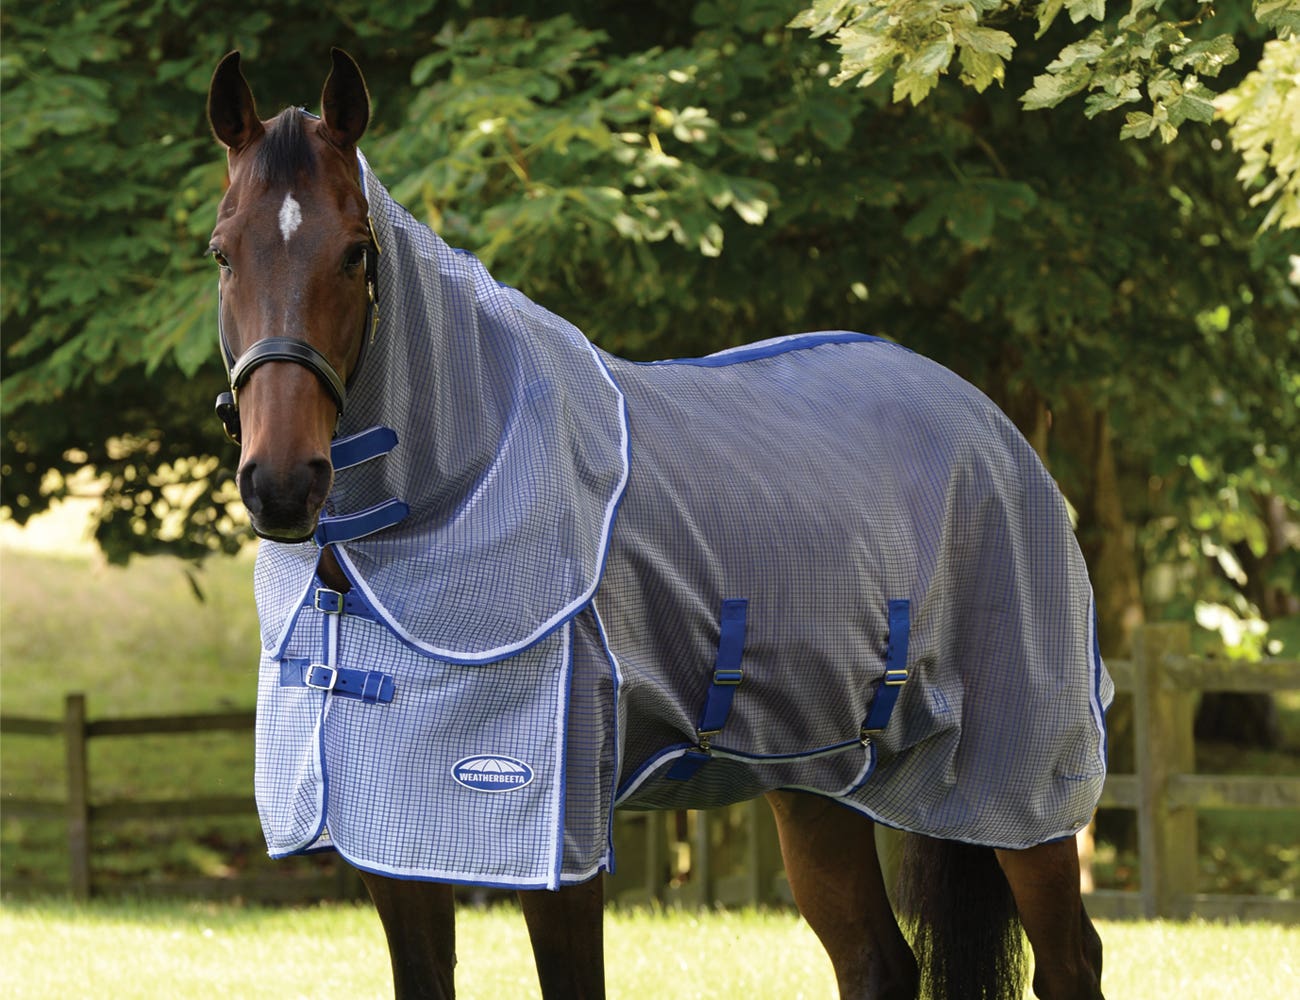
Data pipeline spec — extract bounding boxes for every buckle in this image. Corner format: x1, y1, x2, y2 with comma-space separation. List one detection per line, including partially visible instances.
712, 668, 743, 686
304, 663, 339, 691
883, 668, 908, 686
314, 589, 344, 614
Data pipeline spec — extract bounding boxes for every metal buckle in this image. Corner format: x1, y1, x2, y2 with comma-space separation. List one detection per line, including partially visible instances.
883, 668, 908, 686
712, 668, 743, 685
304, 663, 339, 692
314, 589, 344, 614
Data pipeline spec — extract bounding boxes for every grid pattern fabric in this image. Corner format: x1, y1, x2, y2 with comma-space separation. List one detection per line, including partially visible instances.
251, 151, 1113, 889
255, 606, 616, 887
599, 340, 1113, 846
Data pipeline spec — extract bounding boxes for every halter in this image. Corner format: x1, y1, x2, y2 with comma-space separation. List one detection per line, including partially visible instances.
215, 160, 381, 445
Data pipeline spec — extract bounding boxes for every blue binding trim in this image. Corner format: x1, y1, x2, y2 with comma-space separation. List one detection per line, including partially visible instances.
314, 498, 409, 546
636, 331, 897, 370
280, 657, 395, 704
667, 598, 748, 781
862, 599, 911, 734
330, 426, 398, 471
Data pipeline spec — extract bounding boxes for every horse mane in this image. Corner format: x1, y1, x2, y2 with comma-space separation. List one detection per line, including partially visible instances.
251, 108, 317, 187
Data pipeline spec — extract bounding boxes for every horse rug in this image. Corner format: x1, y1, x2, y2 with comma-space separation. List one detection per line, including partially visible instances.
250, 151, 1114, 890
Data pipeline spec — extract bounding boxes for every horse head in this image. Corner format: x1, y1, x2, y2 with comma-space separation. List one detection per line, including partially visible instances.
207, 49, 376, 543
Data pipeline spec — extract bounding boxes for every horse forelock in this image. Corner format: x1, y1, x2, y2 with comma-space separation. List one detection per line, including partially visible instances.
249, 109, 318, 188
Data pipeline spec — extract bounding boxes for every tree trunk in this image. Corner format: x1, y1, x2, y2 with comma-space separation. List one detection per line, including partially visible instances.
1057, 391, 1145, 661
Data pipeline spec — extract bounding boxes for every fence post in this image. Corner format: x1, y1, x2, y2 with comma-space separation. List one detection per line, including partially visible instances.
63, 693, 92, 899
1133, 625, 1196, 918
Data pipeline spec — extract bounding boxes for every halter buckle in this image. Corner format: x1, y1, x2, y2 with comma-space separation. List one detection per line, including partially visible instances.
215, 390, 241, 444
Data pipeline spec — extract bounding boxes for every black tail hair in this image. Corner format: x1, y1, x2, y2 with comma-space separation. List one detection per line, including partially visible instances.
896, 835, 1027, 1000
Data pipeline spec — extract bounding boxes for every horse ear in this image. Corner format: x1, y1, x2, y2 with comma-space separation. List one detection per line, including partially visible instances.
320, 48, 370, 149
208, 51, 263, 152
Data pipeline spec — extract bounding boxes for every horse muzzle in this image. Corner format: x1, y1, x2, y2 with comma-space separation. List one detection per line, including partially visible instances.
237, 455, 333, 543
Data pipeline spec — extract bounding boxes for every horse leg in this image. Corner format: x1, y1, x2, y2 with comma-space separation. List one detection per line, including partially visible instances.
995, 840, 1104, 1000
359, 870, 457, 999
518, 875, 606, 999
766, 790, 917, 1000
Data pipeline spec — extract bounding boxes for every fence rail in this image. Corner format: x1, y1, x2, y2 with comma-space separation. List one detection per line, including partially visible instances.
1087, 624, 1300, 922
3, 624, 1297, 920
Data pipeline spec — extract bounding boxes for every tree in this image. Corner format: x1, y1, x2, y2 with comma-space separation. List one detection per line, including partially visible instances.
791, 0, 1300, 229
2, 1, 1295, 674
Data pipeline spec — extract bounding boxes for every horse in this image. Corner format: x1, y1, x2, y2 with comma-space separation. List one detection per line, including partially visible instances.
206, 49, 1110, 1000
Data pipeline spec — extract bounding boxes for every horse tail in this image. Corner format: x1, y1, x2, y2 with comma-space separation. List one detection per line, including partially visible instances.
896, 834, 1027, 1000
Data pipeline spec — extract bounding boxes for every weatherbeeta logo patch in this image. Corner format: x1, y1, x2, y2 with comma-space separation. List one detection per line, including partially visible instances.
452, 754, 535, 793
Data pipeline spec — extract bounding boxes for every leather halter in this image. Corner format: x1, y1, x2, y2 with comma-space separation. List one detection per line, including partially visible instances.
215, 224, 379, 444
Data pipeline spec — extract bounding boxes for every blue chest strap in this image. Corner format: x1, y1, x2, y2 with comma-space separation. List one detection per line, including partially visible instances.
314, 426, 409, 546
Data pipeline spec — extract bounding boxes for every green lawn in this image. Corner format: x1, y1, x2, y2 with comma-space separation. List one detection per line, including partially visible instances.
1, 900, 1296, 999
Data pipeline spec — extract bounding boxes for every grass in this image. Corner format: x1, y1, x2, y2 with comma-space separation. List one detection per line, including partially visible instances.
1, 900, 1296, 999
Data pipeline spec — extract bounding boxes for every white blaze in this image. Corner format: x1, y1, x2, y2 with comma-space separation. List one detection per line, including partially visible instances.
278, 192, 302, 243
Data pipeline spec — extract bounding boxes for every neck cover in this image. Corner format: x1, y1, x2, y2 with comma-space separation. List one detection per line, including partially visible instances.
254, 152, 628, 663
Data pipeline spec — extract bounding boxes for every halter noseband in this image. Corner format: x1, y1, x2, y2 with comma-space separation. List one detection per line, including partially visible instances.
215, 226, 379, 445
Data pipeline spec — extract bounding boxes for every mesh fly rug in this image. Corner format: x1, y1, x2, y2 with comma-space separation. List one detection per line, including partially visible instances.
252, 151, 1114, 890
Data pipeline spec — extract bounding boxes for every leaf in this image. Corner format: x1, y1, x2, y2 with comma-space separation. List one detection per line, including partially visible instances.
949, 192, 996, 246
1084, 88, 1141, 118
901, 190, 952, 241
1023, 67, 1090, 109
1035, 0, 1067, 38
959, 46, 1009, 92
1065, 0, 1107, 23
1254, 0, 1300, 33
1170, 88, 1218, 125
893, 37, 954, 105
1172, 35, 1239, 78
1120, 110, 1158, 139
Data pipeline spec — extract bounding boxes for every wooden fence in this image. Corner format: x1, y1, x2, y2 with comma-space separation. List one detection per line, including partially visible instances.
1087, 624, 1300, 922
0, 698, 360, 901
3, 623, 1297, 919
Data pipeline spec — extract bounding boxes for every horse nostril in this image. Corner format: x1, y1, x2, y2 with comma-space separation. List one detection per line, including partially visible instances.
305, 457, 333, 509
237, 462, 264, 516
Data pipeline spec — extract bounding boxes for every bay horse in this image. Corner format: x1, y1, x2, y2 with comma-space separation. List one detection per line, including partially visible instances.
206, 49, 1108, 999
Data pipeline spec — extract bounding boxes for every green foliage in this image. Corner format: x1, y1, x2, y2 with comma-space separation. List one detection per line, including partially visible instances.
785, 0, 1294, 179
0, 1, 465, 561
1218, 38, 1300, 231
790, 0, 1022, 102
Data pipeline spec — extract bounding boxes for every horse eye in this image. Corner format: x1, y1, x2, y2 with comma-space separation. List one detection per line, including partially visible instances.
209, 247, 231, 270
344, 245, 367, 273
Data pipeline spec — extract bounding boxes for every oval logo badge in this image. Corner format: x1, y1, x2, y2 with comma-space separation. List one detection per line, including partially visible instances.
452, 754, 535, 793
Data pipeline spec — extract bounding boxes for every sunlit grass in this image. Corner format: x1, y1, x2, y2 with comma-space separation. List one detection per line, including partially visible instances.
1, 900, 1296, 999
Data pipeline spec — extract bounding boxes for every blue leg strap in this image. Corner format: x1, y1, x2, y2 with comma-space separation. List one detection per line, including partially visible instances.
668, 598, 748, 781
861, 599, 911, 735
